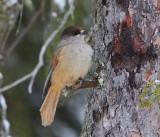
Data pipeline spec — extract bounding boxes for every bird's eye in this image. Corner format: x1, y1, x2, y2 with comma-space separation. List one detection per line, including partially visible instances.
72, 30, 80, 36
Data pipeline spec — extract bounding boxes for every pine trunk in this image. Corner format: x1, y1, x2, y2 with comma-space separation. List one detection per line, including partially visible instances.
82, 0, 160, 137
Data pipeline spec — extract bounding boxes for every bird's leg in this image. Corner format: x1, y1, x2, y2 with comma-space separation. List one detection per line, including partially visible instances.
65, 86, 74, 91
76, 78, 86, 88
73, 78, 97, 91
63, 78, 98, 97
65, 78, 85, 92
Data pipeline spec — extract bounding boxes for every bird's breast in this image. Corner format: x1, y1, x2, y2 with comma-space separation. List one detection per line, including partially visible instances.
55, 43, 93, 86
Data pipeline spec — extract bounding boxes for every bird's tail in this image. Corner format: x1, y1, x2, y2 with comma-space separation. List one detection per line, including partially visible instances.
40, 85, 61, 126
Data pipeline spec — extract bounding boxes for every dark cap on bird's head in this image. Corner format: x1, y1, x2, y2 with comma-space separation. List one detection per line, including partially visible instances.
61, 26, 87, 39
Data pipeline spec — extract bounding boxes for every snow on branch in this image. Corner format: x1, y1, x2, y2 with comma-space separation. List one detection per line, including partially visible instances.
0, 73, 11, 137
0, 94, 11, 137
0, 0, 75, 94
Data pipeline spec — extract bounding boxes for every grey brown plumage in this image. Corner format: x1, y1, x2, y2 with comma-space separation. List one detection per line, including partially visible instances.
40, 26, 93, 126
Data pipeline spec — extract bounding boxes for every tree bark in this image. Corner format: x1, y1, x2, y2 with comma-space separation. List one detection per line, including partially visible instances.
82, 0, 160, 137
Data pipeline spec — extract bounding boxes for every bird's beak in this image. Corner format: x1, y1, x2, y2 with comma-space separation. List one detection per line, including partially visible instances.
80, 30, 87, 35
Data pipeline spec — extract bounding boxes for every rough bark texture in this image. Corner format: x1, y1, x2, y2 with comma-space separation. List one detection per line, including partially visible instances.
82, 0, 160, 137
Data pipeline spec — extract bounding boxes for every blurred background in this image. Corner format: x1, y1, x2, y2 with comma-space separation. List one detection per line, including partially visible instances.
0, 0, 92, 137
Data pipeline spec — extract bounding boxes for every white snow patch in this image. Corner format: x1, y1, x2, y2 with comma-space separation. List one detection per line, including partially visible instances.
0, 72, 3, 80
6, 0, 18, 7
0, 94, 11, 137
53, 0, 66, 11
0, 94, 7, 110
3, 119, 10, 136
51, 12, 58, 18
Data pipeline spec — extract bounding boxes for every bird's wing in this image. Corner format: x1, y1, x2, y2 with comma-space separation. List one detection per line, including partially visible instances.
42, 47, 63, 98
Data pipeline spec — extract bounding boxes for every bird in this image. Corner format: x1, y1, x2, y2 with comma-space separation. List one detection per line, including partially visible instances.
40, 26, 93, 126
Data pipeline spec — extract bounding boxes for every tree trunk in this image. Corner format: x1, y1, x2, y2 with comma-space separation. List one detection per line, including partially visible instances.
82, 0, 160, 137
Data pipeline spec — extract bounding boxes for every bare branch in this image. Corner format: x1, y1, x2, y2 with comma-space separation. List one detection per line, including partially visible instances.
0, 25, 14, 52
0, 1, 20, 53
6, 0, 45, 56
0, 0, 75, 93
0, 73, 32, 93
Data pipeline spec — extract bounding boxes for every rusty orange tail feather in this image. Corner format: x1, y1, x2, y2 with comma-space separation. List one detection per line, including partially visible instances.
40, 85, 61, 126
